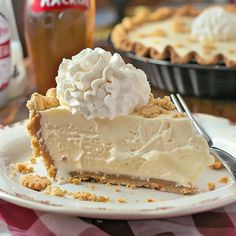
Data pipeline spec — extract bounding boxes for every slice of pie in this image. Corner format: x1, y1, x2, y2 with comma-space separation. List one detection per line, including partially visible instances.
111, 5, 236, 67
26, 48, 214, 194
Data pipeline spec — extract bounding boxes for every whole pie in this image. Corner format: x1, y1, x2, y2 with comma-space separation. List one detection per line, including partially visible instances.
111, 5, 236, 67
26, 48, 214, 195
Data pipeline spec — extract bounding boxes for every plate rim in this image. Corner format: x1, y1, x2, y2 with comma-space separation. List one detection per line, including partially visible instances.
0, 115, 236, 219
0, 189, 236, 219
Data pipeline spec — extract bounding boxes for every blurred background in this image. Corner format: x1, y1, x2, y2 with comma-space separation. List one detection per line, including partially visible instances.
12, 0, 227, 57
1, 0, 236, 125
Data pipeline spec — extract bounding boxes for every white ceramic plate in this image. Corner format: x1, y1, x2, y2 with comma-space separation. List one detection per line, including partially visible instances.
0, 114, 236, 220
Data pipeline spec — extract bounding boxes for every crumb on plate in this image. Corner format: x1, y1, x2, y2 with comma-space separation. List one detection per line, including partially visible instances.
67, 177, 81, 185
72, 191, 109, 202
30, 157, 37, 164
21, 174, 51, 191
43, 186, 67, 197
208, 182, 216, 191
219, 176, 229, 184
210, 159, 224, 170
117, 197, 127, 203
16, 163, 34, 174
146, 198, 154, 203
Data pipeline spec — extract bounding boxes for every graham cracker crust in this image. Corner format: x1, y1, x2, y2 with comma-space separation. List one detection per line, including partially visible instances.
71, 171, 196, 195
26, 89, 58, 177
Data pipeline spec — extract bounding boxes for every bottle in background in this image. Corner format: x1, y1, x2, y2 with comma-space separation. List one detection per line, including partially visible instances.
0, 0, 26, 108
0, 11, 11, 108
24, 0, 96, 95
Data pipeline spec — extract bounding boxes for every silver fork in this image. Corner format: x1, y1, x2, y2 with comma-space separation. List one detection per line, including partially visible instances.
170, 93, 236, 182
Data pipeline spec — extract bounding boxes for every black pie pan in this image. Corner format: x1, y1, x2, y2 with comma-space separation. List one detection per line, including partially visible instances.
109, 39, 236, 99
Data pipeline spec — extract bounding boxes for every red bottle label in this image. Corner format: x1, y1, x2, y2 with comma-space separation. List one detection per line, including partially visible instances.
0, 14, 11, 92
0, 40, 10, 59
30, 0, 89, 12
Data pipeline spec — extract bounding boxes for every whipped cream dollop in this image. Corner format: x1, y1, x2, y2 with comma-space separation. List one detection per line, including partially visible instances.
191, 6, 236, 41
56, 47, 151, 119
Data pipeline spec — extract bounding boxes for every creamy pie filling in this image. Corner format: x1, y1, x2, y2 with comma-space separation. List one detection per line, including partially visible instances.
26, 48, 215, 194
39, 106, 214, 187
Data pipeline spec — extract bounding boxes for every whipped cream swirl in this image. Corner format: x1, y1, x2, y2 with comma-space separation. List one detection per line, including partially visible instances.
191, 6, 236, 41
56, 47, 151, 119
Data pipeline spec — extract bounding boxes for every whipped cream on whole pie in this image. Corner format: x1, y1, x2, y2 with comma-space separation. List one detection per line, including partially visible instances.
27, 48, 214, 194
191, 6, 236, 42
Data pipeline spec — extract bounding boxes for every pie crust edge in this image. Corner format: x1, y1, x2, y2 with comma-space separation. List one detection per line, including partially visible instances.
111, 4, 236, 67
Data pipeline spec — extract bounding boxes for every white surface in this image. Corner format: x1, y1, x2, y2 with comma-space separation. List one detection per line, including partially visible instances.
0, 114, 236, 219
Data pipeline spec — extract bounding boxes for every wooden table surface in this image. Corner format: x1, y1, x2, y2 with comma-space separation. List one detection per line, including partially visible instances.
1, 58, 236, 126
